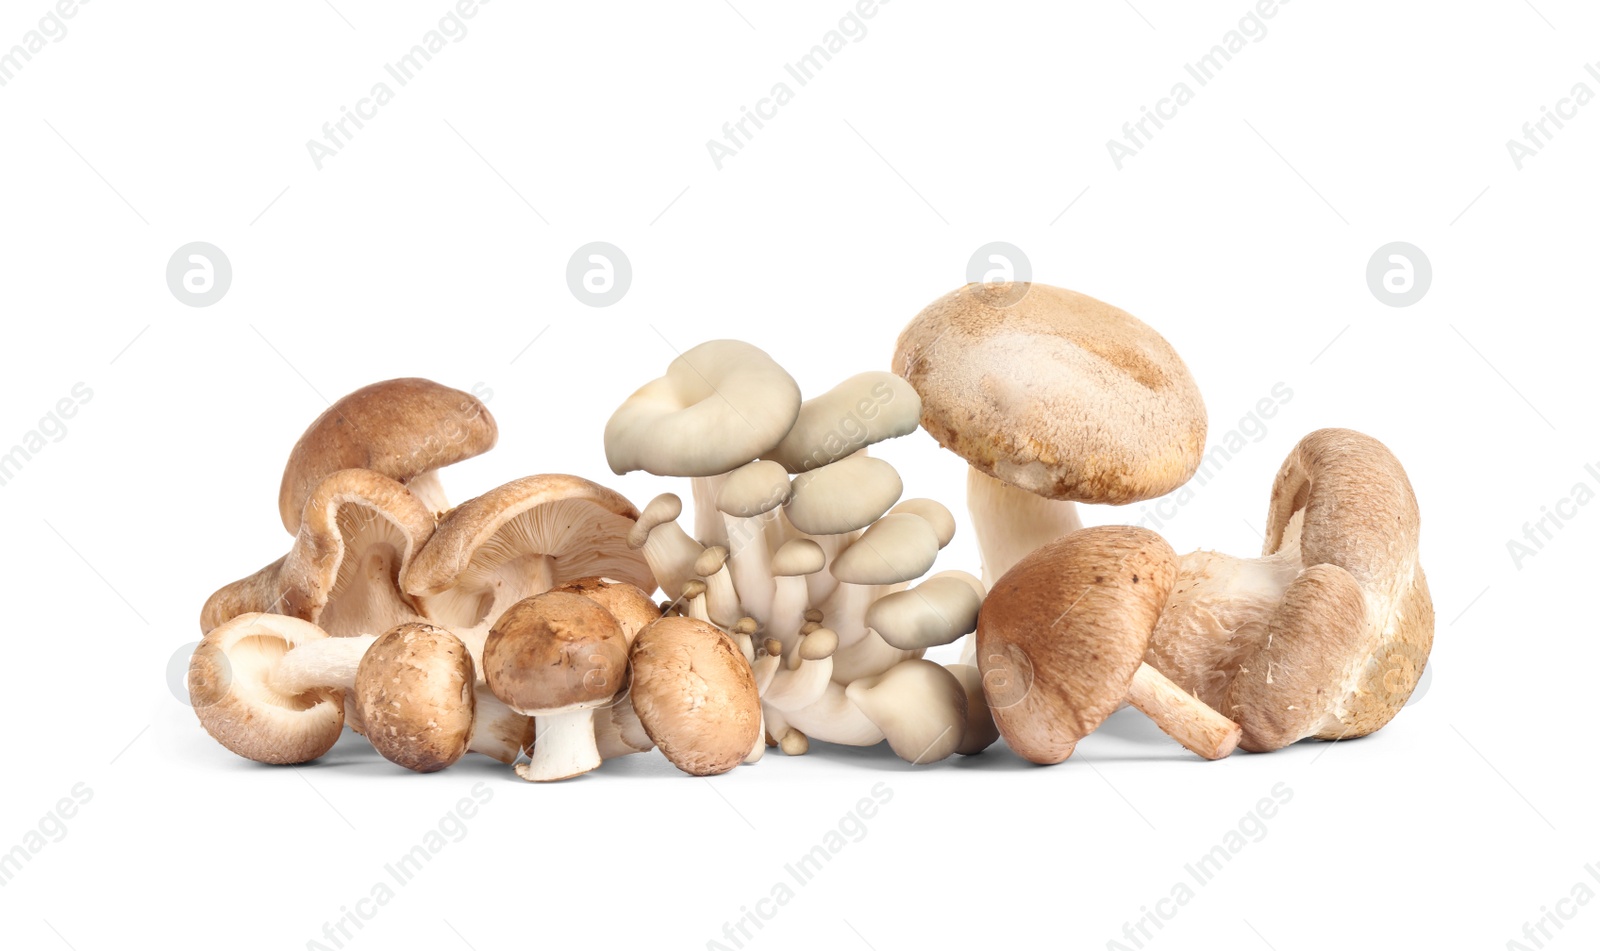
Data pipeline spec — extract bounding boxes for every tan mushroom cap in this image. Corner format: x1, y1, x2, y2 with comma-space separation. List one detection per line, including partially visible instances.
1261, 427, 1433, 737
403, 474, 652, 632
785, 456, 903, 536
889, 499, 957, 548
977, 526, 1177, 764
278, 378, 497, 533
547, 576, 662, 644
893, 283, 1206, 504
717, 460, 793, 517
188, 613, 346, 765
867, 575, 983, 650
1222, 565, 1368, 752
629, 616, 761, 776
482, 592, 628, 715
773, 538, 826, 577
764, 371, 922, 473
355, 623, 477, 772
830, 514, 940, 586
604, 340, 802, 477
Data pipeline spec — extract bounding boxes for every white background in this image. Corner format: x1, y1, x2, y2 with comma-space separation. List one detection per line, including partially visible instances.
1, 1, 1593, 948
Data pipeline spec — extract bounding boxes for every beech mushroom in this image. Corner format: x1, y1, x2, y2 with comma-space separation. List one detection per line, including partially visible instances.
1145, 428, 1434, 751
482, 591, 629, 782
278, 377, 496, 533
403, 474, 652, 668
893, 283, 1207, 588
977, 525, 1242, 762
629, 616, 762, 776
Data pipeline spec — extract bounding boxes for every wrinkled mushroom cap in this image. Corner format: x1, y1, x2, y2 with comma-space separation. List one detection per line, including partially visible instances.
278, 378, 496, 533
893, 283, 1206, 504
404, 474, 652, 629
188, 613, 346, 765
976, 525, 1178, 764
355, 623, 477, 772
629, 616, 761, 776
482, 592, 628, 715
604, 340, 801, 477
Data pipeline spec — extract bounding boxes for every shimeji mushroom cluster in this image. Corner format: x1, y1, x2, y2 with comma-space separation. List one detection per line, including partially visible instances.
604, 340, 996, 764
187, 280, 1437, 780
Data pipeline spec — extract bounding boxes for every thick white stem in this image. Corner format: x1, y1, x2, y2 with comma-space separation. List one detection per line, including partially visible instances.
270, 635, 376, 696
516, 707, 602, 782
806, 531, 855, 607
642, 522, 704, 600
769, 576, 809, 651
702, 566, 742, 628
722, 511, 777, 620
764, 656, 834, 712
968, 466, 1083, 589
820, 581, 878, 648
406, 470, 450, 517
468, 686, 533, 763
690, 474, 731, 549
780, 681, 884, 746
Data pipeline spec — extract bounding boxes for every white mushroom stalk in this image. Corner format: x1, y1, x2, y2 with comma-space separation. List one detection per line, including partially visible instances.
604, 347, 987, 763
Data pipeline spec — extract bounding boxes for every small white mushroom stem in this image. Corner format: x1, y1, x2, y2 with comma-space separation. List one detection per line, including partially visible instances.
696, 557, 742, 628
967, 466, 1083, 589
681, 580, 711, 623
517, 704, 604, 782
805, 531, 854, 607
828, 629, 918, 685
769, 574, 810, 651
468, 686, 535, 763
762, 654, 834, 712
1148, 548, 1302, 707
405, 469, 450, 517
764, 707, 792, 752
690, 474, 731, 549
723, 512, 777, 614
751, 652, 783, 694
641, 519, 705, 601
819, 580, 880, 649
1125, 663, 1243, 761
269, 634, 377, 697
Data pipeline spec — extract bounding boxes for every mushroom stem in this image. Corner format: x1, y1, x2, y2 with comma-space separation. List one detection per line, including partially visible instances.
780, 682, 884, 746
517, 707, 602, 782
468, 686, 535, 764
269, 634, 377, 697
805, 531, 854, 607
641, 520, 704, 600
819, 581, 878, 648
1125, 663, 1243, 760
722, 511, 778, 620
406, 469, 450, 517
690, 474, 731, 549
967, 467, 1083, 589
768, 575, 809, 651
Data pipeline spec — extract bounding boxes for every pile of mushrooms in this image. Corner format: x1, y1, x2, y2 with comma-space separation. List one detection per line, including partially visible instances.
604, 340, 994, 765
186, 284, 1436, 780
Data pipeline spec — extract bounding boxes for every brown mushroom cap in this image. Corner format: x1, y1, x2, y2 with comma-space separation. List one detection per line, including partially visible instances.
404, 474, 653, 634
547, 576, 662, 644
355, 623, 477, 772
893, 283, 1205, 504
278, 378, 496, 534
482, 592, 628, 715
629, 616, 761, 776
976, 525, 1178, 764
188, 613, 346, 765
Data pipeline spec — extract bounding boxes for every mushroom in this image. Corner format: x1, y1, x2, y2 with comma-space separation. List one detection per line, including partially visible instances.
201, 468, 435, 635
355, 623, 475, 771
844, 659, 967, 764
629, 616, 762, 776
189, 613, 360, 765
893, 283, 1207, 588
403, 474, 652, 669
977, 525, 1243, 762
482, 591, 629, 782
278, 377, 496, 533
764, 371, 922, 473
1145, 428, 1434, 751
944, 663, 1000, 755
714, 460, 793, 620
546, 576, 663, 757
784, 456, 903, 536
867, 573, 984, 651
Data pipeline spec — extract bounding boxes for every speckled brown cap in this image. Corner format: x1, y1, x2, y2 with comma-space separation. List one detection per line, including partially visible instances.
482, 591, 628, 715
977, 525, 1178, 763
629, 616, 760, 776
278, 378, 496, 533
355, 623, 477, 772
893, 283, 1206, 504
547, 576, 662, 644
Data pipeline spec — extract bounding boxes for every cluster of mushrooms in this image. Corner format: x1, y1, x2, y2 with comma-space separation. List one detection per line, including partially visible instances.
187, 281, 1434, 780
